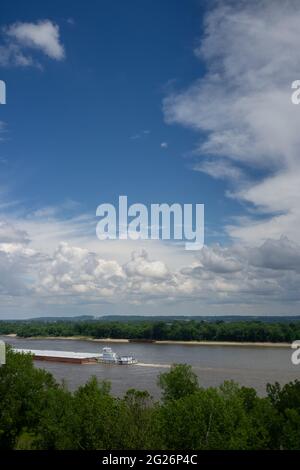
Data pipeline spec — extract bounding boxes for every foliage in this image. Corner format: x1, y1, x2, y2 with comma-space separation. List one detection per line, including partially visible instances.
158, 364, 198, 401
0, 346, 57, 449
0, 318, 298, 343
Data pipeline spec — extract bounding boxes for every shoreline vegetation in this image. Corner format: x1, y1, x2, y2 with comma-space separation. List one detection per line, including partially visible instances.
3, 334, 291, 348
0, 318, 299, 346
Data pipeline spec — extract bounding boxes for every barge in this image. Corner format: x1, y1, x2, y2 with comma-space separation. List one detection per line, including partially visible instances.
12, 346, 137, 365
12, 348, 101, 364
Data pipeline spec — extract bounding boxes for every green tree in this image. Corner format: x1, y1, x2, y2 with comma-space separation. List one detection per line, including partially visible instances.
0, 347, 57, 449
71, 377, 118, 449
33, 385, 75, 450
281, 408, 300, 449
118, 389, 161, 449
158, 383, 250, 450
158, 364, 199, 401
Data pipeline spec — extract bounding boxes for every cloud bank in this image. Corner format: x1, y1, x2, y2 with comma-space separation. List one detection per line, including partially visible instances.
0, 212, 299, 316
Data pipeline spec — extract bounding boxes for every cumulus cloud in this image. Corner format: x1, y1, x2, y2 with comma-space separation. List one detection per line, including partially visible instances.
35, 237, 300, 306
124, 250, 169, 279
1, 211, 300, 313
197, 245, 243, 274
248, 237, 300, 271
180, 237, 300, 303
37, 242, 125, 297
163, 0, 300, 245
0, 222, 40, 297
0, 20, 65, 67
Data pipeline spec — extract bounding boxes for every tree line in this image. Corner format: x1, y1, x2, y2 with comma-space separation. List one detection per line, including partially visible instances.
0, 319, 300, 342
0, 347, 300, 449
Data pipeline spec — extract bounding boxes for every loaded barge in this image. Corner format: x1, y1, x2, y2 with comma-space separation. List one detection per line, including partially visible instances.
13, 346, 137, 365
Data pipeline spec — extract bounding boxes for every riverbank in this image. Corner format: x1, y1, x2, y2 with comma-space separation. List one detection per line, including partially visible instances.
3, 334, 129, 343
2, 334, 291, 348
156, 340, 291, 348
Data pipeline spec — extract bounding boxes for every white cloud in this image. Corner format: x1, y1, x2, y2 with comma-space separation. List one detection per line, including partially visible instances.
248, 237, 300, 271
160, 142, 168, 148
197, 245, 243, 274
0, 20, 65, 67
37, 242, 125, 297
0, 220, 30, 244
130, 130, 151, 140
0, 43, 34, 67
163, 0, 300, 245
194, 158, 244, 181
124, 250, 169, 279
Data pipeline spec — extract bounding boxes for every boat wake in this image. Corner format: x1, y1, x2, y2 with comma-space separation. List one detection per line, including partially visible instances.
136, 362, 170, 368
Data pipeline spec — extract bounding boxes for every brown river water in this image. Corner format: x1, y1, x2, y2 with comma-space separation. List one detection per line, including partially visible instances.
1, 336, 299, 398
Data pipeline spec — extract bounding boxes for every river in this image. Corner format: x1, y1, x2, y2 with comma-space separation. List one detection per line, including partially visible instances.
1, 336, 299, 398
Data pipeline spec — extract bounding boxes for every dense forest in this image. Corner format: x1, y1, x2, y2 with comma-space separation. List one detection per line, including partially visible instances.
0, 319, 300, 342
0, 347, 300, 449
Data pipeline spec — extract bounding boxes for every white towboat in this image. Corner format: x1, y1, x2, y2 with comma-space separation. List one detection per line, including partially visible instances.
99, 346, 137, 364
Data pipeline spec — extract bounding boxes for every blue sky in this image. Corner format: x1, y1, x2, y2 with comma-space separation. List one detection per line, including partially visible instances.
1, 0, 236, 242
0, 0, 300, 318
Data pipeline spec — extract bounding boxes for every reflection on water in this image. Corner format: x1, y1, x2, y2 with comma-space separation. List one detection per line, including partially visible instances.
1, 336, 299, 398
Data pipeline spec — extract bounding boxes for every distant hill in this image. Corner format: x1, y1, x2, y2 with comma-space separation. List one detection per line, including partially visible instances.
22, 315, 95, 323
1, 314, 300, 323
96, 315, 300, 323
